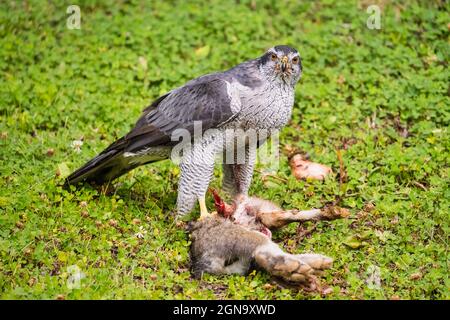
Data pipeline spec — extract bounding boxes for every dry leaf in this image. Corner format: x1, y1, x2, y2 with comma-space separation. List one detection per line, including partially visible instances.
410, 272, 422, 280
46, 148, 55, 156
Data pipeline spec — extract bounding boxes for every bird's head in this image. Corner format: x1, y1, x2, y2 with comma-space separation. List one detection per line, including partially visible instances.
259, 45, 302, 86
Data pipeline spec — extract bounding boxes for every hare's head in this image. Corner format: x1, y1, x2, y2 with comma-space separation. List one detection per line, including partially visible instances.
210, 190, 272, 238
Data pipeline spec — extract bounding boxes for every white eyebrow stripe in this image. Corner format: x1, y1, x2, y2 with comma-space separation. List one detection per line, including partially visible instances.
267, 47, 277, 55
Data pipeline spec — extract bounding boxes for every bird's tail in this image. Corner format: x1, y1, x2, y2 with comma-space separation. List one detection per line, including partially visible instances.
65, 137, 138, 186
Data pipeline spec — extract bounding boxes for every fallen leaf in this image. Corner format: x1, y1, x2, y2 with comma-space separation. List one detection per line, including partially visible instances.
263, 283, 273, 290
46, 148, 55, 156
410, 272, 422, 280
28, 277, 37, 287
343, 235, 363, 249
56, 162, 71, 178
195, 45, 210, 58
363, 202, 375, 212
15, 221, 25, 229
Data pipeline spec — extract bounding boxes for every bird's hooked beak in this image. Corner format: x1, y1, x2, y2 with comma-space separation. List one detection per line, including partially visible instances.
281, 56, 289, 73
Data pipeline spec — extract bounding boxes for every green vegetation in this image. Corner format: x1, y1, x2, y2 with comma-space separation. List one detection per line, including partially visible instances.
0, 0, 448, 299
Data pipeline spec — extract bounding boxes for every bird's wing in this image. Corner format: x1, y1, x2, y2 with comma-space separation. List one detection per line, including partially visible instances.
122, 77, 239, 153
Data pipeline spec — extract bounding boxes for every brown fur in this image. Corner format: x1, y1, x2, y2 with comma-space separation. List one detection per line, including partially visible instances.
188, 195, 348, 284
189, 216, 268, 278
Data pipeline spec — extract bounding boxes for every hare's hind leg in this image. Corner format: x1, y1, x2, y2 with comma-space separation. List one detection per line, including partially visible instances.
253, 242, 333, 283
223, 258, 252, 275
257, 207, 349, 229
193, 253, 252, 277
256, 209, 323, 229
191, 255, 227, 278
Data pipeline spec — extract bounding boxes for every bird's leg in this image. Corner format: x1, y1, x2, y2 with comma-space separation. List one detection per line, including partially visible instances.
176, 192, 197, 218
232, 145, 257, 195
176, 166, 212, 219
198, 195, 210, 220
176, 131, 219, 219
222, 163, 237, 197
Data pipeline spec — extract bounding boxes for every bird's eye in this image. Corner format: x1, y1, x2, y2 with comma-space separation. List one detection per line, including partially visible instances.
271, 54, 277, 61
292, 56, 299, 64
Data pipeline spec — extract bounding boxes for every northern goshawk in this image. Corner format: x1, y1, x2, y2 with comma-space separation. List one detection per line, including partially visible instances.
66, 45, 302, 218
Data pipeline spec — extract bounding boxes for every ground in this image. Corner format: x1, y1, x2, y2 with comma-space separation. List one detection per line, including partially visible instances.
0, 0, 448, 299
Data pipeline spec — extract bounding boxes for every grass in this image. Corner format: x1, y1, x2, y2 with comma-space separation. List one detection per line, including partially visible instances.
0, 0, 449, 300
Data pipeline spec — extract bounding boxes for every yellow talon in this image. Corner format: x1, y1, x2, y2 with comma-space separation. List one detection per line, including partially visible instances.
198, 196, 210, 220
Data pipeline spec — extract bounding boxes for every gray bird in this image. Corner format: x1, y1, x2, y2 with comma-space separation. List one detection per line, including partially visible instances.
66, 45, 302, 219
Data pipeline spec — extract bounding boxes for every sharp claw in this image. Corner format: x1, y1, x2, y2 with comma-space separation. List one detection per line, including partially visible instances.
199, 207, 211, 220
199, 212, 210, 220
